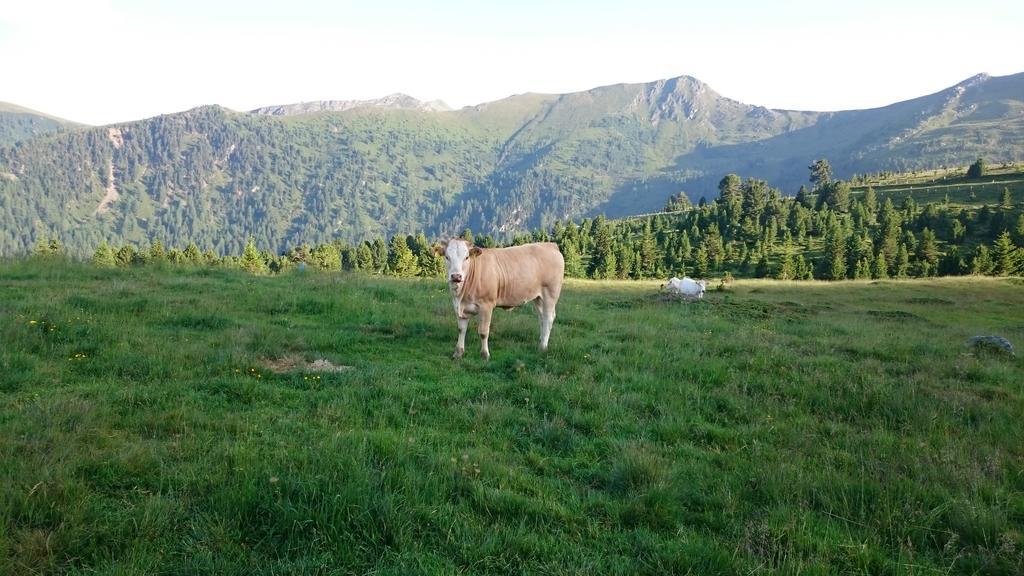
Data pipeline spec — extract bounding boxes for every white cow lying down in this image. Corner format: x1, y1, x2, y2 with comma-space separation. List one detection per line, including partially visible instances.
664, 277, 707, 300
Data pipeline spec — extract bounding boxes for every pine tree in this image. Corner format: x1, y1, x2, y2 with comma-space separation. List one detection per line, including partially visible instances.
820, 218, 847, 280
1000, 187, 1013, 208
638, 220, 657, 278
387, 235, 419, 277
420, 251, 446, 277
34, 236, 62, 256
309, 243, 341, 270
795, 185, 813, 209
587, 217, 616, 279
115, 245, 136, 267
240, 237, 267, 274
895, 244, 911, 278
992, 231, 1019, 276
615, 242, 633, 279
371, 238, 388, 273
951, 219, 967, 244
183, 242, 202, 264
755, 254, 770, 278
694, 246, 709, 278
917, 228, 940, 276
167, 248, 186, 264
872, 251, 888, 279
799, 256, 815, 280
149, 239, 166, 262
971, 245, 993, 275
967, 157, 986, 179
92, 241, 116, 267
777, 251, 795, 280
863, 187, 878, 217
718, 174, 743, 230
356, 243, 374, 271
808, 159, 833, 191
855, 258, 872, 280
561, 241, 585, 278
877, 198, 901, 267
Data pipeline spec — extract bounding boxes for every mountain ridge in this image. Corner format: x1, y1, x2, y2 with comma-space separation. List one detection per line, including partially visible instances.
0, 102, 83, 147
1, 71, 1021, 256
250, 93, 451, 115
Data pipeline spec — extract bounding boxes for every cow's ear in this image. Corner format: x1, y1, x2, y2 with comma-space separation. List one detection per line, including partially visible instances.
469, 246, 483, 257
433, 243, 445, 256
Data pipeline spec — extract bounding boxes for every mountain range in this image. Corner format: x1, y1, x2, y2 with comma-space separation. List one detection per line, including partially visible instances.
1, 71, 1022, 256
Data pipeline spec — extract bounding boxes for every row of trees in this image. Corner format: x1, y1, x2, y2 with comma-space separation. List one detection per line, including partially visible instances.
35, 161, 1024, 280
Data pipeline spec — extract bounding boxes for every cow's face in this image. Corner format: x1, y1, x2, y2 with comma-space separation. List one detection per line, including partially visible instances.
436, 239, 480, 285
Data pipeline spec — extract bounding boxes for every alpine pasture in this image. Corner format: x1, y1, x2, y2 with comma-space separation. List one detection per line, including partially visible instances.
1, 260, 1022, 574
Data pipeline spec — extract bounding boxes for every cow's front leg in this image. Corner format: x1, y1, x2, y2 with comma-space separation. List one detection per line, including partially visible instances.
478, 305, 493, 360
453, 316, 469, 359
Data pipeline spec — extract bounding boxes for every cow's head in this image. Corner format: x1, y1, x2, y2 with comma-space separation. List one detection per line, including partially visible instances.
435, 238, 481, 285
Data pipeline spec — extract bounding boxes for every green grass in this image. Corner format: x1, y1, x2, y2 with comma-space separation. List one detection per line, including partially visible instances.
851, 168, 1024, 208
1, 260, 1022, 574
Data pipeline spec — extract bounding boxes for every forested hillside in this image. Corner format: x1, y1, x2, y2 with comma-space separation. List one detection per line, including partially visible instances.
2, 72, 1023, 257
61, 162, 1024, 281
0, 102, 79, 147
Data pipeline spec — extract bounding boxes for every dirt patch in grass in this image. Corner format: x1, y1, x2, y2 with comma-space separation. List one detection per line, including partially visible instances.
867, 309, 927, 322
903, 297, 954, 305
262, 355, 353, 374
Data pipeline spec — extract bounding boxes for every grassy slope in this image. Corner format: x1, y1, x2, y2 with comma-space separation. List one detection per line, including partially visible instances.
1, 262, 1022, 574
850, 166, 1024, 208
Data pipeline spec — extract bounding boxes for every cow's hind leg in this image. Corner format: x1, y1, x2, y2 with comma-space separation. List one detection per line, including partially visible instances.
538, 287, 559, 352
478, 304, 494, 360
533, 298, 545, 350
454, 317, 469, 359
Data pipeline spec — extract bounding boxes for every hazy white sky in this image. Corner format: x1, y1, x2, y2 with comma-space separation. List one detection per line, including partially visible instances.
2, 0, 1021, 125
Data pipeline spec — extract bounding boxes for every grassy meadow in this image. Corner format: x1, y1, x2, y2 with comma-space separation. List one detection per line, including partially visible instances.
1, 260, 1022, 574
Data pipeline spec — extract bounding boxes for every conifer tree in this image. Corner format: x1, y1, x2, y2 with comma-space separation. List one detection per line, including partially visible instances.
895, 244, 911, 278
115, 245, 136, 267
855, 258, 872, 279
777, 251, 795, 280
370, 238, 388, 273
863, 187, 878, 217
149, 239, 166, 262
992, 231, 1019, 276
971, 245, 993, 275
872, 251, 888, 279
356, 243, 374, 270
638, 220, 657, 278
561, 241, 585, 278
694, 246, 709, 278
820, 218, 847, 280
387, 235, 419, 277
755, 253, 770, 278
240, 237, 267, 274
917, 228, 939, 276
309, 243, 340, 270
588, 217, 616, 279
183, 242, 202, 264
92, 241, 116, 267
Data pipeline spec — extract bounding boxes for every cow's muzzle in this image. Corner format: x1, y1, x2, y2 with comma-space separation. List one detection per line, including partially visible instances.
449, 274, 463, 283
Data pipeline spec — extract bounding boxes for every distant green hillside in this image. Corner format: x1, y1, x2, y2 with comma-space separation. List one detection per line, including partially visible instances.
1, 72, 1023, 256
0, 102, 81, 147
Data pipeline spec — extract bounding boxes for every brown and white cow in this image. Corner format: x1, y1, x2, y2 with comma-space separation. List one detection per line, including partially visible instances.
435, 239, 564, 360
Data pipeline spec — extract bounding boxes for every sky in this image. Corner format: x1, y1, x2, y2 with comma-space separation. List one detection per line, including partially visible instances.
2, 0, 1021, 125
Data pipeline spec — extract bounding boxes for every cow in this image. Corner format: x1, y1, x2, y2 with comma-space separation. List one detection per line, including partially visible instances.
436, 239, 564, 360
664, 276, 707, 300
